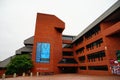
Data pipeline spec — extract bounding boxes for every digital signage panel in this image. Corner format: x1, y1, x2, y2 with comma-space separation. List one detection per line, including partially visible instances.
36, 43, 50, 63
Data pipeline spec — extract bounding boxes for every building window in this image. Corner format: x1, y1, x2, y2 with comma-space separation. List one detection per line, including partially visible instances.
85, 25, 101, 40
87, 51, 105, 62
86, 38, 103, 51
78, 56, 85, 63
63, 52, 73, 56
59, 58, 78, 64
79, 66, 86, 70
88, 65, 108, 71
76, 47, 84, 54
75, 36, 83, 46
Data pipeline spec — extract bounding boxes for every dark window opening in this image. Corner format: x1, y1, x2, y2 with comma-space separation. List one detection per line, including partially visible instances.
63, 52, 73, 56
88, 65, 108, 71
85, 25, 101, 40
21, 51, 31, 54
79, 66, 86, 70
75, 36, 84, 46
59, 58, 78, 64
86, 38, 103, 51
87, 51, 105, 62
55, 27, 64, 33
76, 47, 84, 54
78, 56, 85, 63
59, 67, 77, 73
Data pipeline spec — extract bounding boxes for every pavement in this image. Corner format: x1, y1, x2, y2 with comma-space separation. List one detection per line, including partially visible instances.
0, 74, 120, 80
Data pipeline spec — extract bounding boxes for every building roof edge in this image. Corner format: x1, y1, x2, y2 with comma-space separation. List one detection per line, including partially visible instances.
72, 1, 120, 43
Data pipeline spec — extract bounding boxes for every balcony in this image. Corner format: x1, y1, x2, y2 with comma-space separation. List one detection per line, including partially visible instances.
85, 33, 102, 45
86, 43, 105, 55
87, 59, 107, 66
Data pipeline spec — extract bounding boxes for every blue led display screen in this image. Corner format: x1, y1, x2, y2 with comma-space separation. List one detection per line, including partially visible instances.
36, 43, 50, 63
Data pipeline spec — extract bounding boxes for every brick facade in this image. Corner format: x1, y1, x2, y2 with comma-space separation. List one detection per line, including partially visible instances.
32, 13, 65, 74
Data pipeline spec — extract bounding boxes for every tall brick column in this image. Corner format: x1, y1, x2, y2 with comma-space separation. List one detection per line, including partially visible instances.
32, 13, 65, 74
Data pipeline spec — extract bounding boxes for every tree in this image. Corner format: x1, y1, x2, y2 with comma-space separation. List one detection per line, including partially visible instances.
6, 54, 33, 75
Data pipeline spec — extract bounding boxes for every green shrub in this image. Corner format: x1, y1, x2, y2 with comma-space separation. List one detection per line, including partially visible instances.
5, 54, 33, 75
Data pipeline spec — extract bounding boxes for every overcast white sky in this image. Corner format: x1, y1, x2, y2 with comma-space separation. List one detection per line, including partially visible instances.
0, 0, 118, 61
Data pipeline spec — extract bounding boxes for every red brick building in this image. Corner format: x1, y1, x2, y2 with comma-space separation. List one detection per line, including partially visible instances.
71, 1, 120, 75
0, 0, 120, 76
31, 1, 120, 75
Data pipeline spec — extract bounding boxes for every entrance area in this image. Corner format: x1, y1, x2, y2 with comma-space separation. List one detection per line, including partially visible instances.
59, 67, 77, 73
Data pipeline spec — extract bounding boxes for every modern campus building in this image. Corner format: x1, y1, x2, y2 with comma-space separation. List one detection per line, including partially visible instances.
0, 1, 120, 76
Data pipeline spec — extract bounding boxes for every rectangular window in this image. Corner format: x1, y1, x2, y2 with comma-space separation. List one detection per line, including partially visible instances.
79, 66, 86, 70
78, 56, 85, 63
88, 65, 108, 71
36, 43, 50, 63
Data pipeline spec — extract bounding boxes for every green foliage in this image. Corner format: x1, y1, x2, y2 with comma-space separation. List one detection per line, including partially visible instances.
5, 54, 33, 75
117, 50, 120, 60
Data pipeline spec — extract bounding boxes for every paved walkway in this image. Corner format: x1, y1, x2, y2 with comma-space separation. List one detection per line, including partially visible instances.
0, 74, 120, 80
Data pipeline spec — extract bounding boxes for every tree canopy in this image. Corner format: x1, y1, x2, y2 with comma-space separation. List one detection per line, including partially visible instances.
6, 54, 33, 75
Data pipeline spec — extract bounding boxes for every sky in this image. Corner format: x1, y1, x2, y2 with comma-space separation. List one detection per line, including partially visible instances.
0, 0, 118, 61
